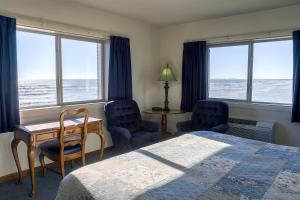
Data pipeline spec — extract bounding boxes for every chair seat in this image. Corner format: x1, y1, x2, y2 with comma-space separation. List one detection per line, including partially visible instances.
130, 131, 161, 147
40, 141, 81, 155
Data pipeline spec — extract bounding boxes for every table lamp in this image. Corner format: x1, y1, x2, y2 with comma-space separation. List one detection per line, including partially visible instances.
160, 64, 176, 112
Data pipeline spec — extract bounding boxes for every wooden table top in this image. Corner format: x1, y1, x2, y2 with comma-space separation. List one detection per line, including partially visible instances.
16, 117, 102, 133
144, 109, 185, 115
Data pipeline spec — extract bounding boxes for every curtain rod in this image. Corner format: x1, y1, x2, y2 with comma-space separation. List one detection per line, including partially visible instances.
0, 9, 129, 40
184, 27, 300, 44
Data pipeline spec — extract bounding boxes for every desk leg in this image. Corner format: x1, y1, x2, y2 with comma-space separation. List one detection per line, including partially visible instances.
27, 145, 35, 197
161, 114, 167, 133
97, 126, 105, 159
11, 139, 22, 184
99, 133, 105, 159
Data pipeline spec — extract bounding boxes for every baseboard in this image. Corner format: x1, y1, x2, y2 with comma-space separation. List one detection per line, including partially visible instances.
0, 147, 113, 184
0, 162, 58, 184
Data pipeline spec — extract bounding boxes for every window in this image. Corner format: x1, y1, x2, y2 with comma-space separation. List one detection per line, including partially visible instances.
61, 38, 102, 103
252, 40, 293, 104
208, 38, 293, 104
17, 28, 104, 109
209, 45, 249, 100
17, 31, 57, 108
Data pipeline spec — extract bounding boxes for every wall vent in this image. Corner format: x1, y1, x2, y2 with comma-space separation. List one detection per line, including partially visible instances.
226, 118, 275, 143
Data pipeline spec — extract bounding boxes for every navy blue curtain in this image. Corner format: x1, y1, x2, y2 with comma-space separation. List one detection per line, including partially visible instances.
292, 30, 300, 122
108, 36, 132, 101
180, 41, 207, 112
0, 16, 20, 132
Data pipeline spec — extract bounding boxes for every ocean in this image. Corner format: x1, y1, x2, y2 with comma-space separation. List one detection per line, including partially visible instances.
209, 79, 292, 104
18, 79, 98, 108
18, 79, 292, 108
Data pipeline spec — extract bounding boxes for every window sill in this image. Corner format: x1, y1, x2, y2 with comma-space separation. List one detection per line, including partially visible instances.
20, 101, 107, 125
20, 101, 107, 112
227, 101, 292, 113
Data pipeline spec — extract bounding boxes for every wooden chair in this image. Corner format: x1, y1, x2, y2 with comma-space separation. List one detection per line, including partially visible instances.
39, 108, 89, 178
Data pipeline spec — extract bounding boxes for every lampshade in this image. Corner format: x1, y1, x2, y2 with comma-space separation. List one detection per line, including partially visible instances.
160, 64, 176, 81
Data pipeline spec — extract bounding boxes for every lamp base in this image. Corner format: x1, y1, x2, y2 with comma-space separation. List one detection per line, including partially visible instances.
163, 81, 170, 113
163, 108, 170, 112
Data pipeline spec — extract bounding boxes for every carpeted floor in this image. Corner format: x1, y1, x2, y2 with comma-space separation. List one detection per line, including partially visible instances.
0, 134, 175, 200
0, 148, 123, 200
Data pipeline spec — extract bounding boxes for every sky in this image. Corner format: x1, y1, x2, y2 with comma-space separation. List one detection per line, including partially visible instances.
17, 30, 293, 81
17, 31, 99, 81
209, 39, 293, 79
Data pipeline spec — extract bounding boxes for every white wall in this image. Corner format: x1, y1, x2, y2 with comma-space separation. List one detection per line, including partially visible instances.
159, 5, 300, 147
0, 0, 160, 177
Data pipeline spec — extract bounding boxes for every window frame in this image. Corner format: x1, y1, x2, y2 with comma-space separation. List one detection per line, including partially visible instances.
207, 36, 293, 105
17, 26, 106, 110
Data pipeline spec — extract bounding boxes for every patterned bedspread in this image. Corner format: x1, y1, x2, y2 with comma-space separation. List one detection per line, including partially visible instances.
56, 131, 300, 200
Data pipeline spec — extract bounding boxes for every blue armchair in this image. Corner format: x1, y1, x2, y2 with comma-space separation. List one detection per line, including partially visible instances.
104, 100, 161, 150
176, 100, 229, 133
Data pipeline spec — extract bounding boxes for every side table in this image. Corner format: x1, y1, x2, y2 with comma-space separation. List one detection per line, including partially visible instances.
144, 109, 185, 134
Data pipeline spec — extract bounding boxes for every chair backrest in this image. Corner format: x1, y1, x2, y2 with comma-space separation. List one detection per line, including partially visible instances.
104, 99, 142, 132
59, 108, 89, 153
191, 100, 229, 129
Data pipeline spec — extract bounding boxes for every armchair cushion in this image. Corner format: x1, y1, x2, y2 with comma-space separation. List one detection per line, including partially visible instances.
131, 131, 161, 147
210, 123, 229, 133
176, 120, 194, 132
141, 120, 159, 132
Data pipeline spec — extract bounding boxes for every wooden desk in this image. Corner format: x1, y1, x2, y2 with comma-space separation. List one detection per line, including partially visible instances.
144, 109, 185, 133
11, 117, 105, 197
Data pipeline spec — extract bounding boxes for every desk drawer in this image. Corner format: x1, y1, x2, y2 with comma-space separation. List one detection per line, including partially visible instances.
36, 131, 56, 142
87, 121, 101, 133
64, 128, 82, 136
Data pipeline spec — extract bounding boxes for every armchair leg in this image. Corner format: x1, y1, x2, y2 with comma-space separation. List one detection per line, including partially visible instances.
39, 153, 46, 177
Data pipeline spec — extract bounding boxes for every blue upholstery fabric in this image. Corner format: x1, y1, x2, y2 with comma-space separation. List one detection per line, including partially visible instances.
141, 120, 160, 132
105, 100, 142, 133
108, 36, 132, 101
210, 124, 229, 133
130, 132, 161, 147
0, 16, 20, 133
177, 100, 229, 133
40, 141, 81, 155
104, 99, 160, 150
181, 41, 207, 112
292, 30, 300, 122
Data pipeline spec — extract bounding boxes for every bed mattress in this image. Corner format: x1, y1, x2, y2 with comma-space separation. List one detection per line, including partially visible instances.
56, 131, 300, 200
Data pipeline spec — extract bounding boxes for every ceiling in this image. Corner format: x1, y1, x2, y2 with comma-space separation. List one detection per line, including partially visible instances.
62, 0, 300, 26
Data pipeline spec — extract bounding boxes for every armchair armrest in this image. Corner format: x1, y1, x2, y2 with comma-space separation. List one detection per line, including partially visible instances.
108, 126, 132, 150
210, 123, 229, 133
109, 126, 132, 141
176, 120, 194, 132
141, 120, 159, 132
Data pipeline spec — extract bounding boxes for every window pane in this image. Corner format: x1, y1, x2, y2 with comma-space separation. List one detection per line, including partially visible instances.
209, 45, 249, 100
17, 31, 56, 108
252, 40, 293, 104
61, 38, 101, 103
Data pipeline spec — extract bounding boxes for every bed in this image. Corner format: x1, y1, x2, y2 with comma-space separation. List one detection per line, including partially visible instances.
56, 131, 300, 200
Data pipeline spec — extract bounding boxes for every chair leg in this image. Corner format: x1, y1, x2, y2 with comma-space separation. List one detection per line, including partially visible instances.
39, 153, 46, 177
71, 160, 75, 168
81, 153, 86, 166
81, 155, 85, 166
60, 159, 65, 178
